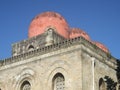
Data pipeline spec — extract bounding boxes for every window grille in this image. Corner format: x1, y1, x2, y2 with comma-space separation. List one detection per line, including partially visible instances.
21, 81, 31, 90
53, 73, 65, 90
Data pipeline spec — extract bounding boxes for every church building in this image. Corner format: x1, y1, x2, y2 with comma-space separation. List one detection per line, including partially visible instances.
0, 11, 120, 90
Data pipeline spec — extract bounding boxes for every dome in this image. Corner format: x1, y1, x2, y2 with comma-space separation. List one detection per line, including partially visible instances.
28, 11, 69, 38
69, 28, 91, 41
93, 41, 109, 53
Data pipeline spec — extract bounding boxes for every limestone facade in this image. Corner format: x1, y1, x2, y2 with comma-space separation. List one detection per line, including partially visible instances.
0, 12, 119, 90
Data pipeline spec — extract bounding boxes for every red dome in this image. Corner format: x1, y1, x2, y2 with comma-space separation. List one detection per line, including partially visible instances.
93, 41, 109, 53
69, 28, 90, 41
28, 11, 69, 38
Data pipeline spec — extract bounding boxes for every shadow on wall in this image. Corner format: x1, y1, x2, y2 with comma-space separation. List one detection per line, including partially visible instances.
103, 59, 120, 90
104, 76, 117, 90
116, 59, 120, 90
116, 59, 120, 83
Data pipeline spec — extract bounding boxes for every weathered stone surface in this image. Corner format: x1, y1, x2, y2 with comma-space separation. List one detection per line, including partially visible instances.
0, 11, 119, 90
0, 37, 118, 90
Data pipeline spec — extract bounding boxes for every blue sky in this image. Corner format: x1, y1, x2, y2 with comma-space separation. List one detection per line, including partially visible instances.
0, 0, 120, 59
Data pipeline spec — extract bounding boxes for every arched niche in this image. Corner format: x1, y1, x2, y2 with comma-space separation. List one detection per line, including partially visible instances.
99, 78, 106, 90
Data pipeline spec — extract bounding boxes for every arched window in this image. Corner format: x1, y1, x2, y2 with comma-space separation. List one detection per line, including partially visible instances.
20, 81, 31, 90
28, 45, 34, 51
99, 78, 106, 90
52, 73, 65, 90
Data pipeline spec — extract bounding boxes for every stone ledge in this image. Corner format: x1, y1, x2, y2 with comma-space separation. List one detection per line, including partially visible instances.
0, 36, 117, 68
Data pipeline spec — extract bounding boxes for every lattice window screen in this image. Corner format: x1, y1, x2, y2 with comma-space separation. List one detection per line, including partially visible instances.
21, 81, 31, 90
22, 83, 31, 90
53, 73, 65, 90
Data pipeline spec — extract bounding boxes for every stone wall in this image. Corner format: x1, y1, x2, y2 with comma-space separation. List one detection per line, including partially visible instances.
0, 36, 118, 90
12, 29, 65, 56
